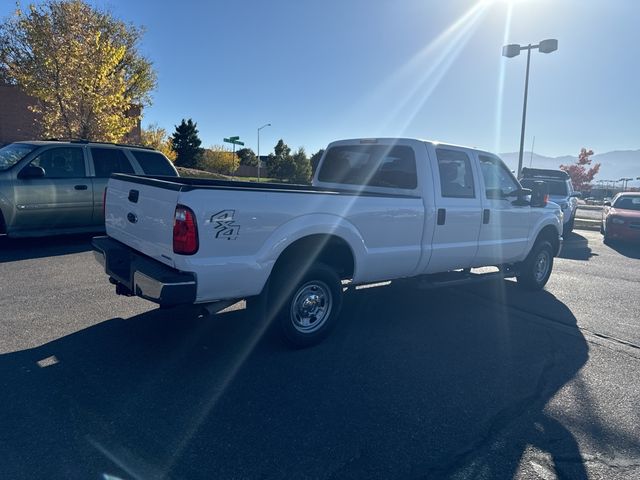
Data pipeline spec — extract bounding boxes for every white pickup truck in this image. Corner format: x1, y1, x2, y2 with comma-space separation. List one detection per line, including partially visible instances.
93, 138, 563, 347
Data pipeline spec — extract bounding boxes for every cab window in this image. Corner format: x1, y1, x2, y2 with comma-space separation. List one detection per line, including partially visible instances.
91, 148, 135, 177
29, 147, 86, 178
436, 149, 475, 198
130, 150, 177, 176
318, 145, 417, 189
478, 155, 520, 197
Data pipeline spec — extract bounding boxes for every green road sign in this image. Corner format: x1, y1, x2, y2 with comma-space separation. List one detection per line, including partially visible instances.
224, 137, 244, 146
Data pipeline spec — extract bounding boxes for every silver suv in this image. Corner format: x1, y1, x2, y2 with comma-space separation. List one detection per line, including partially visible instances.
519, 167, 580, 233
0, 140, 178, 238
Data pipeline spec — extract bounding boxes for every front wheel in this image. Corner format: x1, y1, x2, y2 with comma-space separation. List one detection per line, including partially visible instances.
270, 263, 343, 348
516, 240, 554, 291
565, 214, 575, 233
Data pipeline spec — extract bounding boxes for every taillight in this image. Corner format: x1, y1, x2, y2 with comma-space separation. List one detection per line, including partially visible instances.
173, 205, 199, 255
103, 187, 107, 217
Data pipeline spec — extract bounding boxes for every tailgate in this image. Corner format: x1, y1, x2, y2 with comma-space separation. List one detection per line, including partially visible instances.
104, 176, 181, 268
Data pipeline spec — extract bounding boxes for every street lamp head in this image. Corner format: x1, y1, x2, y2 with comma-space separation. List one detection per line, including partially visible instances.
502, 44, 521, 58
538, 38, 558, 54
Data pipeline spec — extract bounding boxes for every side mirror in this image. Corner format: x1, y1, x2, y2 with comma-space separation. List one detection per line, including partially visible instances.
530, 181, 548, 208
603, 201, 611, 207
509, 187, 532, 206
18, 165, 46, 179
570, 192, 581, 198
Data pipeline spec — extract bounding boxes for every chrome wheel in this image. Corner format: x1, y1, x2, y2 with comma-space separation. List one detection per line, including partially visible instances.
534, 250, 551, 283
290, 281, 333, 333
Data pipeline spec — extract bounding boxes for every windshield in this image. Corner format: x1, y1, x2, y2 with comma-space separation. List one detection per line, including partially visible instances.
0, 143, 37, 171
613, 196, 640, 211
520, 178, 568, 196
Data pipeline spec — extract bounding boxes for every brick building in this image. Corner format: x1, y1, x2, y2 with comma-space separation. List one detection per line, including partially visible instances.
0, 83, 40, 145
0, 83, 141, 145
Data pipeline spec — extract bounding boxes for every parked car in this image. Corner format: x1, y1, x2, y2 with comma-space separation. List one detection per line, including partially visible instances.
601, 192, 640, 243
93, 137, 563, 347
519, 167, 580, 232
0, 140, 178, 237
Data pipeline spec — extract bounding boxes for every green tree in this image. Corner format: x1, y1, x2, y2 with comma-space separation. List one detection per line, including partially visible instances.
201, 145, 239, 175
141, 123, 176, 161
310, 149, 325, 175
0, 0, 156, 141
171, 118, 203, 168
268, 139, 295, 180
291, 147, 312, 184
236, 147, 257, 167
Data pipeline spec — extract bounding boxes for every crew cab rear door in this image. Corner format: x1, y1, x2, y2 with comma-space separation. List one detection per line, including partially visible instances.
424, 146, 482, 273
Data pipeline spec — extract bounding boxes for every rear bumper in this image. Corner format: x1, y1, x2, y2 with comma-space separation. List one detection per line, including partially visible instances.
92, 236, 197, 307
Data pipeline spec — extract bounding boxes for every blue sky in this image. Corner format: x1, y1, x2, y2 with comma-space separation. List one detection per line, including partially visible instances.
3, 0, 639, 157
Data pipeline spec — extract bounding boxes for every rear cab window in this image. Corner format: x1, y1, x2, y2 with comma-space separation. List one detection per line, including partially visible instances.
129, 150, 177, 176
90, 147, 135, 177
317, 144, 417, 190
435, 149, 475, 198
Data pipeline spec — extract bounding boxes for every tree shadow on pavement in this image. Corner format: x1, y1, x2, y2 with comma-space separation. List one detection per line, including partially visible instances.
558, 231, 597, 261
0, 282, 632, 479
0, 233, 94, 262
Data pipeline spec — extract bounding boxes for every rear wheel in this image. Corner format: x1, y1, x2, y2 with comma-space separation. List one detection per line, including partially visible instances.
517, 240, 554, 291
269, 263, 343, 348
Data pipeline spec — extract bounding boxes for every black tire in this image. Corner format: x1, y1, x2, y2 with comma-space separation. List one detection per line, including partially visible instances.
268, 262, 343, 348
565, 214, 575, 233
516, 240, 554, 291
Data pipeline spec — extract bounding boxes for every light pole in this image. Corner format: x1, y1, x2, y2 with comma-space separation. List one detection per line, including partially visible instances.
619, 177, 633, 191
503, 39, 558, 178
257, 123, 271, 182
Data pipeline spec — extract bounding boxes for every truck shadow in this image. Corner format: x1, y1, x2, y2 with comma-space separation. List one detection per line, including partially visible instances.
0, 283, 630, 479
0, 233, 94, 262
558, 231, 597, 261
605, 239, 640, 260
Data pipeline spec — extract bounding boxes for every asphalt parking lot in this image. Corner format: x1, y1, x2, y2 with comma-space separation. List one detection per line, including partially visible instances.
1, 230, 639, 480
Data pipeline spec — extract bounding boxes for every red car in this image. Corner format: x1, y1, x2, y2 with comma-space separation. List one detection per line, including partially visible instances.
601, 192, 640, 242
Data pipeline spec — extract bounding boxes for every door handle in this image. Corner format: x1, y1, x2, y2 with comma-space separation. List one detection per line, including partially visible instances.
437, 208, 446, 225
74, 184, 88, 190
483, 209, 490, 224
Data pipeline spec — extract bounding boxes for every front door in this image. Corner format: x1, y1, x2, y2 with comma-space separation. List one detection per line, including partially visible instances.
13, 146, 93, 231
475, 154, 531, 265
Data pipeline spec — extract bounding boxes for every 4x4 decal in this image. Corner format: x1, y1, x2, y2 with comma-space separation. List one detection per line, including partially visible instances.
211, 210, 240, 240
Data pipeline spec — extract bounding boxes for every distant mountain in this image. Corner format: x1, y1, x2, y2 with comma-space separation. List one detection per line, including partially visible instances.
500, 150, 640, 182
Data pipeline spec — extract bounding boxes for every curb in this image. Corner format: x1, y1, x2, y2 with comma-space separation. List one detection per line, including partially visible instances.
573, 218, 601, 231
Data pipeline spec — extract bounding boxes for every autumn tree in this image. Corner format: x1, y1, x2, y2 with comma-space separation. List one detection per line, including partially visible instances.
140, 123, 176, 161
560, 148, 600, 191
0, 0, 156, 142
171, 118, 203, 168
201, 145, 239, 175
